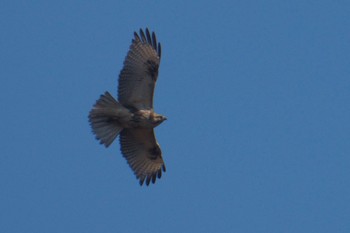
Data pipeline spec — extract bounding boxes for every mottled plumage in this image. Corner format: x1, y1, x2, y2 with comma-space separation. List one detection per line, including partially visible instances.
89, 28, 166, 186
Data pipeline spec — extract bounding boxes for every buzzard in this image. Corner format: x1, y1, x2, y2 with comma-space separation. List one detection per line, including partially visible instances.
88, 28, 167, 186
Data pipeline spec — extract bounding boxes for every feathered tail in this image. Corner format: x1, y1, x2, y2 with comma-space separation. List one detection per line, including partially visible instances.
88, 92, 131, 147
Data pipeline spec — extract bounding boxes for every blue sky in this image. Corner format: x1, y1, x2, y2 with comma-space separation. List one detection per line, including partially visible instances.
1, 1, 349, 232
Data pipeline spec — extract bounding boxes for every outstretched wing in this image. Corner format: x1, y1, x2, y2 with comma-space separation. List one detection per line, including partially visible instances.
119, 128, 166, 186
118, 28, 161, 110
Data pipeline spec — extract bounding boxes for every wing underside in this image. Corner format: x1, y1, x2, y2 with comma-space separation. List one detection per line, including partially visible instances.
118, 28, 161, 110
119, 128, 166, 186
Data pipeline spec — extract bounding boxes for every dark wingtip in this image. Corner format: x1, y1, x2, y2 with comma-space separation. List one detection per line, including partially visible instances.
151, 174, 156, 184
134, 28, 161, 58
139, 28, 146, 43
134, 31, 140, 42
146, 176, 151, 186
139, 177, 145, 186
157, 169, 162, 178
138, 170, 164, 186
158, 43, 161, 58
151, 32, 157, 50
145, 28, 152, 45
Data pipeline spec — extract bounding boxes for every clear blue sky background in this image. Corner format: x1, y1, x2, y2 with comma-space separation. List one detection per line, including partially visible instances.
1, 1, 349, 232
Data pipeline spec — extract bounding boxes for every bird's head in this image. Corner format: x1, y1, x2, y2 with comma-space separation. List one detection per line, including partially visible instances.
151, 113, 167, 127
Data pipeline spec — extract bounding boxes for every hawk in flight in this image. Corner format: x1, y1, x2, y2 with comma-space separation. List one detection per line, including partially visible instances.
89, 28, 166, 186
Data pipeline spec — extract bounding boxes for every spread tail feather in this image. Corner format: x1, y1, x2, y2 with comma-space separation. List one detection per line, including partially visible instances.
89, 92, 130, 147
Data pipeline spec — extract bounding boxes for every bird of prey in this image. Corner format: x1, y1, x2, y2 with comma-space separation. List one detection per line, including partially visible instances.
88, 28, 167, 186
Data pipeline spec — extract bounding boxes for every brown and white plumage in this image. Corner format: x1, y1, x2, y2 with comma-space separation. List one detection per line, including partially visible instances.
88, 28, 166, 186
120, 128, 165, 186
118, 29, 161, 110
